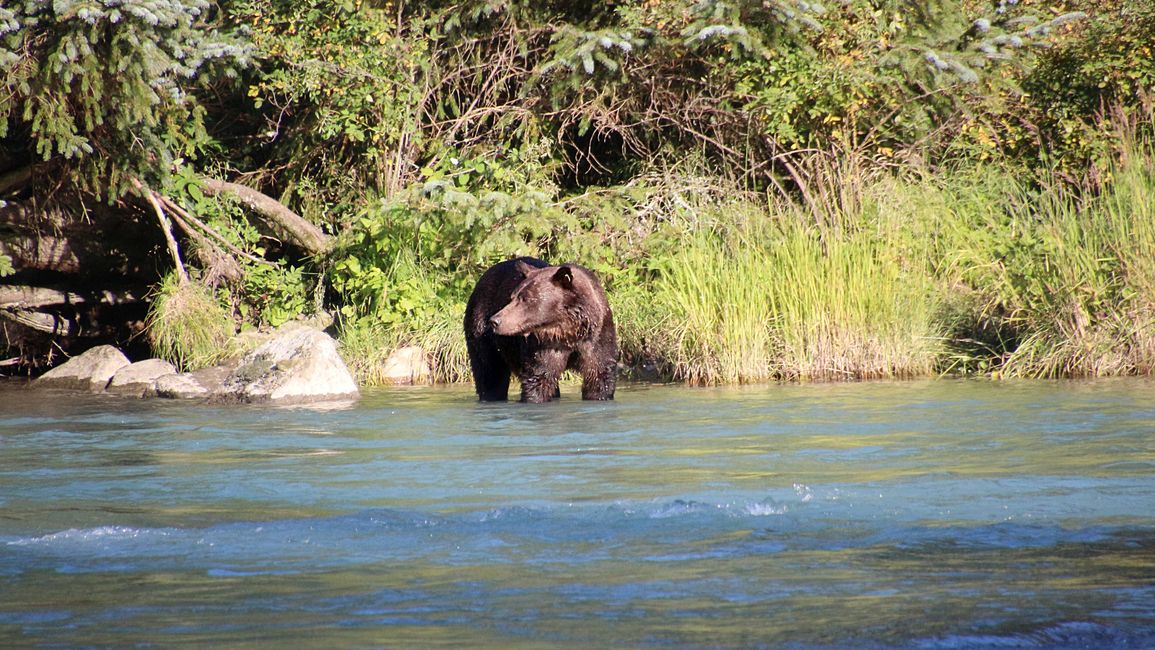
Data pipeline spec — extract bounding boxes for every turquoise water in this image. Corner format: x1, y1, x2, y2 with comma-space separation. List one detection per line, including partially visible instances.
1, 379, 1153, 648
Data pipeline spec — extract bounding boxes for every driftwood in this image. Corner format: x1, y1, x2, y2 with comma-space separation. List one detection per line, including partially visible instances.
1, 286, 129, 308
0, 285, 142, 310
200, 179, 330, 256
0, 285, 143, 335
0, 309, 78, 336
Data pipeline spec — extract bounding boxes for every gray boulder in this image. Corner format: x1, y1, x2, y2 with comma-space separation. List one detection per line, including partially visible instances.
108, 359, 178, 397
154, 365, 231, 400
219, 325, 358, 403
36, 345, 130, 391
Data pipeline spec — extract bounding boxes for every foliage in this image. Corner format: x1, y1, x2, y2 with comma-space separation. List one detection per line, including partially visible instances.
329, 146, 562, 324
956, 128, 1155, 377
863, 117, 1155, 378
1022, 0, 1155, 166
167, 165, 315, 328
223, 0, 420, 205
732, 0, 1087, 165
219, 0, 1078, 204
1, 0, 249, 196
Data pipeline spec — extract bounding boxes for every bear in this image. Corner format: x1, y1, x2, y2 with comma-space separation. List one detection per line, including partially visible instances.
463, 257, 617, 403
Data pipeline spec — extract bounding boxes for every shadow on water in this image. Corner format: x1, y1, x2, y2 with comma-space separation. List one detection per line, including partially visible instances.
1, 378, 1154, 647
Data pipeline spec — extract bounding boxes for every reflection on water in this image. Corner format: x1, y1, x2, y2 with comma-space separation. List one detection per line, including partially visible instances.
1, 379, 1154, 648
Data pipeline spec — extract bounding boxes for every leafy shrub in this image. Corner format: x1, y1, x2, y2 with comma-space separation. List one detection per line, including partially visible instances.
1023, 0, 1155, 165
168, 166, 316, 328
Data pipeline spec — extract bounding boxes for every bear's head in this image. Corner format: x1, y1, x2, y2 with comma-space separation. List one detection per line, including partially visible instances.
488, 261, 595, 343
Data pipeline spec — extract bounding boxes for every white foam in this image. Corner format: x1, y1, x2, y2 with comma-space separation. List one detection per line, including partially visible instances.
8, 525, 163, 546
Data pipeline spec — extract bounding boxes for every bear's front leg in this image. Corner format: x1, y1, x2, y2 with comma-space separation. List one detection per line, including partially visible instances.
519, 348, 569, 403
580, 361, 616, 400
467, 333, 512, 401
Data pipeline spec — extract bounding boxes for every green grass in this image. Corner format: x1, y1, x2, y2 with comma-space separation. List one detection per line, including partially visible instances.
145, 273, 235, 371
648, 203, 942, 385
993, 141, 1155, 378
336, 308, 470, 386
652, 230, 777, 385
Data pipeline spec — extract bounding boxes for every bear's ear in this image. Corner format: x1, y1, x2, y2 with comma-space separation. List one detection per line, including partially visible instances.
515, 260, 535, 277
552, 266, 573, 289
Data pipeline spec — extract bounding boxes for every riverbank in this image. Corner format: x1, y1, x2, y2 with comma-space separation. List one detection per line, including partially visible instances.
335, 122, 1155, 387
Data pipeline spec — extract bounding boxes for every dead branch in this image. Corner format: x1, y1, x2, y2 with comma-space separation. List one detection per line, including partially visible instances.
157, 195, 273, 268
132, 178, 188, 283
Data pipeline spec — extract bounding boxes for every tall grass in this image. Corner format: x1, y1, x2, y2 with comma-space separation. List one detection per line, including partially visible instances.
992, 131, 1155, 377
654, 230, 777, 384
769, 220, 940, 381
336, 308, 470, 385
651, 201, 942, 385
146, 273, 234, 371
867, 120, 1155, 378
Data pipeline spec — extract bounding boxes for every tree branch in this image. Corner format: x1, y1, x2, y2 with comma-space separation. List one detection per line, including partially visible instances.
157, 194, 273, 268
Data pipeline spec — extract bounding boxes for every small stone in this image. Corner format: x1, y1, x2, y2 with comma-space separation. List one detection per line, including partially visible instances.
153, 373, 209, 399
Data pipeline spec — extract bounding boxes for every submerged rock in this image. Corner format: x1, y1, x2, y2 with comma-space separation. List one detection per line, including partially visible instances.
36, 345, 130, 391
219, 325, 359, 404
153, 372, 210, 399
108, 359, 178, 397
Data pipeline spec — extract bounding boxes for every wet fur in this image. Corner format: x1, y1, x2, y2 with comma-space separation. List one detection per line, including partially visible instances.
464, 257, 617, 403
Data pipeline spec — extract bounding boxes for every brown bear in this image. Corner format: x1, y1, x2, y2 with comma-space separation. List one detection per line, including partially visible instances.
463, 257, 617, 403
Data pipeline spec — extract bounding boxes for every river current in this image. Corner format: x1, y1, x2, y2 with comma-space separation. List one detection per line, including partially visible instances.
1, 379, 1153, 648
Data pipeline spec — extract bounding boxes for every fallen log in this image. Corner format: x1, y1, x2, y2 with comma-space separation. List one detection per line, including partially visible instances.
0, 308, 78, 336
199, 179, 330, 256
0, 285, 143, 310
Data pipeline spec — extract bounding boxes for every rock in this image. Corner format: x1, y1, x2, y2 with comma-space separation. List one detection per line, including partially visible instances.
219, 325, 358, 403
36, 345, 130, 391
380, 345, 432, 384
190, 365, 232, 394
107, 359, 178, 397
153, 373, 210, 399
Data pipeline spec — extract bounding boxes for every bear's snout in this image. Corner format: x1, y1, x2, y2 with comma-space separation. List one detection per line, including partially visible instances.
488, 314, 503, 331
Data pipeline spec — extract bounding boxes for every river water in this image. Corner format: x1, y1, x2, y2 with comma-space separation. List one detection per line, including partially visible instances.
1, 379, 1153, 648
